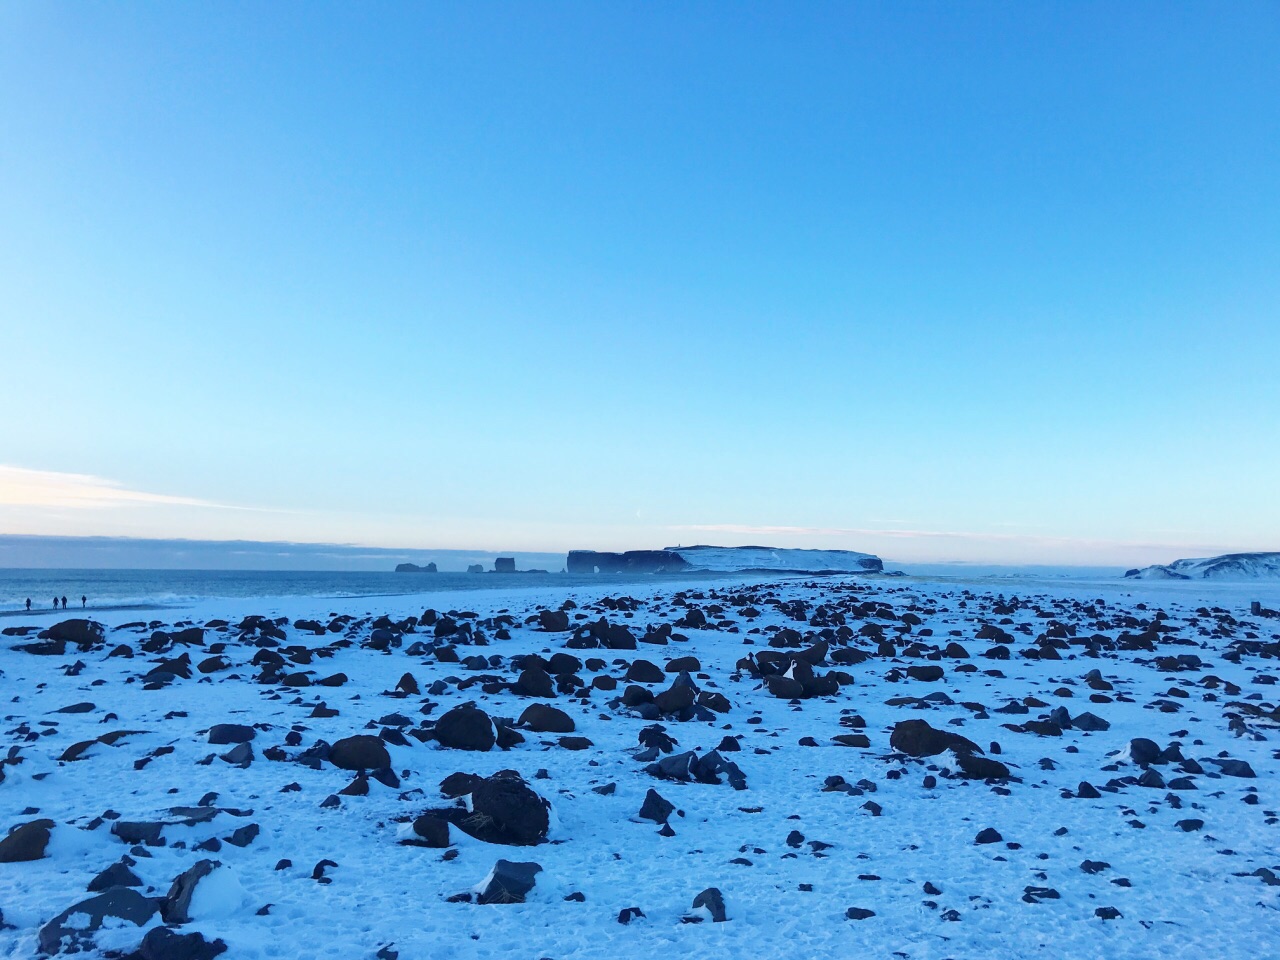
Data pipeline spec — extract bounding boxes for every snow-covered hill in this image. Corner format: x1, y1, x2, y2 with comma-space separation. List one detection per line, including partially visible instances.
666, 545, 883, 573
1124, 552, 1280, 580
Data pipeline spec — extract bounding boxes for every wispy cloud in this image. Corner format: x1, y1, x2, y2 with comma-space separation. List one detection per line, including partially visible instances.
0, 465, 236, 510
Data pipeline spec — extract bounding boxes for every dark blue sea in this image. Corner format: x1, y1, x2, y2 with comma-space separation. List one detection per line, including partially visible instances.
0, 568, 738, 616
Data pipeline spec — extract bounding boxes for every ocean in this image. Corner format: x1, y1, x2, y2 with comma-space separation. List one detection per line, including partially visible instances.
0, 567, 731, 615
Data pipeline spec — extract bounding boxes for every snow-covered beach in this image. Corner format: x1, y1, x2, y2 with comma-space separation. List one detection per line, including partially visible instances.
2, 572, 1278, 960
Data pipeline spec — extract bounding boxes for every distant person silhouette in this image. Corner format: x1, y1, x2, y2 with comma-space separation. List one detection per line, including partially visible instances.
61, 595, 68, 610
53, 596, 58, 609
81, 595, 87, 609
25, 598, 31, 611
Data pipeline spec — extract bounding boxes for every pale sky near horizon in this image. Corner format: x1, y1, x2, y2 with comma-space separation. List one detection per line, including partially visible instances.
1, 3, 1277, 566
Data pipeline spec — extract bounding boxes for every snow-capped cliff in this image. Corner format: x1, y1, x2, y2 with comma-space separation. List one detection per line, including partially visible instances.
665, 545, 884, 573
1124, 552, 1280, 580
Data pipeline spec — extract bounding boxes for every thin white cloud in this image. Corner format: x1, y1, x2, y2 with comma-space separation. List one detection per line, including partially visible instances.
0, 465, 233, 510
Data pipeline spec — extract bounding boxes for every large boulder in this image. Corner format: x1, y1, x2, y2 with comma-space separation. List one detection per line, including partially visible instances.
468, 774, 551, 845
889, 719, 981, 758
1128, 738, 1162, 766
519, 704, 575, 733
207, 724, 255, 745
538, 610, 570, 632
515, 666, 555, 698
0, 818, 53, 862
138, 927, 227, 960
434, 705, 496, 752
39, 888, 159, 955
37, 619, 105, 648
329, 735, 391, 771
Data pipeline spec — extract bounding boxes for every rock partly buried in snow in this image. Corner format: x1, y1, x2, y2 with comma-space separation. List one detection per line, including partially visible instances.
162, 859, 231, 924
89, 860, 143, 891
433, 705, 497, 751
953, 752, 1012, 780
207, 724, 255, 745
39, 888, 159, 955
475, 860, 542, 904
688, 887, 728, 922
889, 719, 981, 758
137, 926, 228, 960
646, 750, 747, 790
0, 818, 54, 862
330, 734, 392, 771
410, 815, 452, 847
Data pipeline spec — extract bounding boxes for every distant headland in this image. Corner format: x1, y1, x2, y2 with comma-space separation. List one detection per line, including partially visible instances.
396, 545, 887, 576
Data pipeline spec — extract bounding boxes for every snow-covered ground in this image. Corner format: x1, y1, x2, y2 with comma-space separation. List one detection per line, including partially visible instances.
1, 572, 1278, 959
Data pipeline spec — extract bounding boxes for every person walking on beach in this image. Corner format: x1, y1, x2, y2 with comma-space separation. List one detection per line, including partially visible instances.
53, 596, 58, 609
61, 595, 68, 610
81, 595, 86, 609
25, 598, 31, 611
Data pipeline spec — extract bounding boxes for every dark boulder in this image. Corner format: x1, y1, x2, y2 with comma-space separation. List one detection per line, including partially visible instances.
0, 818, 54, 862
467, 774, 551, 845
690, 887, 727, 922
906, 665, 945, 682
955, 753, 1011, 780
476, 860, 542, 904
434, 705, 496, 752
410, 815, 451, 848
88, 861, 143, 892
516, 666, 555, 698
207, 724, 255, 745
329, 735, 391, 771
538, 610, 570, 632
889, 719, 981, 758
161, 859, 220, 924
137, 927, 228, 960
638, 788, 675, 824
1128, 738, 1161, 765
519, 704, 575, 733
625, 660, 665, 684
38, 619, 105, 648
39, 888, 159, 955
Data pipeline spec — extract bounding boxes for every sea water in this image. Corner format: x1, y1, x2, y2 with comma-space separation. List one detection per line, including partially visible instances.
0, 568, 733, 615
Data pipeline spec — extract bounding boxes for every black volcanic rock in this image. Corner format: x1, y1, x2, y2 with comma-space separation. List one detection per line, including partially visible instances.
889, 719, 981, 758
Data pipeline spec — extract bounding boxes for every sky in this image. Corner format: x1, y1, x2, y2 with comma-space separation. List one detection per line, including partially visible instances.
1, 2, 1277, 567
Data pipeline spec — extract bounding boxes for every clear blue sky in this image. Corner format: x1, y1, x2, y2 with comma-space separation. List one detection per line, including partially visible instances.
1, 2, 1277, 565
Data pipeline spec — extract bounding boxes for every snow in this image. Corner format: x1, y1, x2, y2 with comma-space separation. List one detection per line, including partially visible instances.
1, 572, 1278, 959
188, 865, 251, 922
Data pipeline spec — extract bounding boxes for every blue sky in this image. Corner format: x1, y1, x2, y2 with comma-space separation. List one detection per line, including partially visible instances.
1, 3, 1277, 565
